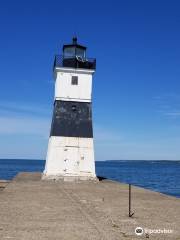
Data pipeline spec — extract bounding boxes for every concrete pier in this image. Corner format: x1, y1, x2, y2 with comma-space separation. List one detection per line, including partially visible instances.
0, 172, 179, 239
0, 180, 10, 191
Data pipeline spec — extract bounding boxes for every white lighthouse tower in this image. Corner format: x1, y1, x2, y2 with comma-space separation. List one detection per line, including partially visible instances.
43, 37, 97, 181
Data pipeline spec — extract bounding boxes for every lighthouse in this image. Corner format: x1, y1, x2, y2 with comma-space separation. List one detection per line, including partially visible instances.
43, 38, 97, 181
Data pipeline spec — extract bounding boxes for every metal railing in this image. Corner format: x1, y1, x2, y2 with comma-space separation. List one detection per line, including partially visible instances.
53, 55, 96, 70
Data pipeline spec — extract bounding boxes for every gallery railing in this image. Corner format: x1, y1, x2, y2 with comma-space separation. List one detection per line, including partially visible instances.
53, 55, 96, 70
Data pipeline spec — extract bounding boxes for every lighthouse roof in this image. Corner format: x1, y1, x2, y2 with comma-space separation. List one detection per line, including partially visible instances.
63, 37, 86, 51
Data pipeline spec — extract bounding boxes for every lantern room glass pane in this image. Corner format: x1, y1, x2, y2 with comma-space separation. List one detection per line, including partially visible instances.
64, 47, 75, 58
76, 48, 86, 58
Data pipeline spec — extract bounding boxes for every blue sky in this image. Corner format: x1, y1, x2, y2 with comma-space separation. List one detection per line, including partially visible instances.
0, 0, 180, 160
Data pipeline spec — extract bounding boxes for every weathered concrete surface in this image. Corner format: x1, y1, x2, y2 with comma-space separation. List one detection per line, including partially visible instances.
0, 180, 10, 191
0, 172, 179, 240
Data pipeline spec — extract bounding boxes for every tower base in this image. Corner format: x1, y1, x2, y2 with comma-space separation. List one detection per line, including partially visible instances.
43, 136, 96, 181
42, 173, 98, 182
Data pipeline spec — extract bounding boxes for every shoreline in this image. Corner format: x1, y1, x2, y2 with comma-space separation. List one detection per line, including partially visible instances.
0, 176, 180, 199
0, 159, 179, 198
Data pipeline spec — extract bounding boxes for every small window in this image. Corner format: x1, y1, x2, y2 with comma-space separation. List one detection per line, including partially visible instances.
72, 105, 77, 112
71, 76, 78, 85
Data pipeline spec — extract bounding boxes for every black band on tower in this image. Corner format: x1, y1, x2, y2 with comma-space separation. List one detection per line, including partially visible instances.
50, 100, 93, 138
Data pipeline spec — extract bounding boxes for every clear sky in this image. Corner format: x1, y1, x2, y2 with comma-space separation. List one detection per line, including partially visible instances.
0, 0, 180, 160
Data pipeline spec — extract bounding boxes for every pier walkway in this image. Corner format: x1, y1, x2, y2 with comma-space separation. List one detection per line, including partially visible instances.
0, 173, 179, 239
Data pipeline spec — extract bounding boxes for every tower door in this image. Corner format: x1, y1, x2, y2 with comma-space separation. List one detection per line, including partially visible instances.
64, 147, 79, 175
79, 148, 95, 175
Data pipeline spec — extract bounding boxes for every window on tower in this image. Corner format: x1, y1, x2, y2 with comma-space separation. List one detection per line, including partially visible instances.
71, 76, 78, 85
71, 105, 77, 112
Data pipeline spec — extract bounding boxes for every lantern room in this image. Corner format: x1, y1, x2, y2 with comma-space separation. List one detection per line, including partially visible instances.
63, 37, 86, 59
53, 37, 96, 70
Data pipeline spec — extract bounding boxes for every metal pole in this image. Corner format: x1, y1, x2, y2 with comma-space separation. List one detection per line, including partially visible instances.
129, 184, 134, 217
